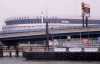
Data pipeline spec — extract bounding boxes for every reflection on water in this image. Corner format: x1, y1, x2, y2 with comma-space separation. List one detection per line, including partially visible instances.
0, 57, 100, 64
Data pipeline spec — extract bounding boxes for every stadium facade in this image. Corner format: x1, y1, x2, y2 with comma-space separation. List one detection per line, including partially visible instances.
2, 17, 100, 33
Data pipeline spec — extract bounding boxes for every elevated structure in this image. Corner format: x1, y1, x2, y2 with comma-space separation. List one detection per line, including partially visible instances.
0, 18, 100, 59
0, 18, 100, 43
0, 18, 99, 48
0, 18, 99, 39
0, 27, 100, 39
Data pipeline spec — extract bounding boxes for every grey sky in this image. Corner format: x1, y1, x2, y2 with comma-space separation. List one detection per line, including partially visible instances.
0, 0, 100, 30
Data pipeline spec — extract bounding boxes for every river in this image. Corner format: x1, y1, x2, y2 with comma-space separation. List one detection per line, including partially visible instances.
0, 57, 100, 64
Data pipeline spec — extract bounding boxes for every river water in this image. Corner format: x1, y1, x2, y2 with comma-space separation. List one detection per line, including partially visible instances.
0, 57, 100, 64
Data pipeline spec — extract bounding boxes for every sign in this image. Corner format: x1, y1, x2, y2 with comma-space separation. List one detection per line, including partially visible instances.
81, 38, 91, 47
53, 39, 59, 46
84, 48, 98, 52
81, 2, 90, 17
49, 40, 53, 46
69, 48, 82, 52
54, 48, 66, 52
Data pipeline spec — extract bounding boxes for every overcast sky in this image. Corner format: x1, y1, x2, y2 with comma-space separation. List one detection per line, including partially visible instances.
0, 0, 100, 30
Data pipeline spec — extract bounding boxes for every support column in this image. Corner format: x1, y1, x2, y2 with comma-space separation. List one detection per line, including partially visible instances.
0, 45, 3, 57
8, 46, 12, 57
15, 46, 19, 57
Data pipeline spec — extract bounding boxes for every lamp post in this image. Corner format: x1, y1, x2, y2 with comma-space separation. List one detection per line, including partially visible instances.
81, 2, 85, 28
85, 16, 88, 28
82, 15, 85, 28
46, 21, 49, 49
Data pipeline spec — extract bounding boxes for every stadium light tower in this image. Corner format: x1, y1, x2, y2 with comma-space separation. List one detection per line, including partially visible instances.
81, 0, 90, 28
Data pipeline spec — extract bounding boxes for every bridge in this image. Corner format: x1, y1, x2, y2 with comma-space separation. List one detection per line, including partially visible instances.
0, 27, 100, 40
0, 27, 100, 57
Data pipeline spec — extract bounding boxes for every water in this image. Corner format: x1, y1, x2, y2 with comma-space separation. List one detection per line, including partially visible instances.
0, 57, 100, 64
